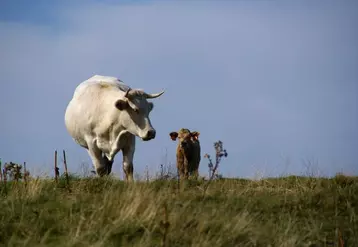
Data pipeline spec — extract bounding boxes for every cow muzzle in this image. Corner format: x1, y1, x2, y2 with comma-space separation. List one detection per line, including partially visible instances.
142, 129, 156, 141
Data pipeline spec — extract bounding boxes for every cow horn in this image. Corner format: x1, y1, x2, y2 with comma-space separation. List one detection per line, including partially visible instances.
124, 88, 131, 98
144, 90, 165, 99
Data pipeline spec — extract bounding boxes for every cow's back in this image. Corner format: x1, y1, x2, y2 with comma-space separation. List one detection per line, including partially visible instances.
64, 75, 129, 147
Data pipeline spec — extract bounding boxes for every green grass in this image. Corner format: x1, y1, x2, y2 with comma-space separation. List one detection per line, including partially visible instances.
0, 175, 357, 246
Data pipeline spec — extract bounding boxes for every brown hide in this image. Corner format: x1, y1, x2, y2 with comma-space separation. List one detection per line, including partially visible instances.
169, 128, 201, 179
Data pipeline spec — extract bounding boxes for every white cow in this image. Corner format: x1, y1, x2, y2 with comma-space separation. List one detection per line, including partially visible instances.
64, 75, 164, 181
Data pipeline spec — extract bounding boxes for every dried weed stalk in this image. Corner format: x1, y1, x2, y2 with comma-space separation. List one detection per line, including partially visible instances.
159, 202, 170, 247
145, 165, 149, 182
202, 140, 228, 196
1, 161, 30, 195
3, 162, 26, 182
2, 168, 7, 195
23, 162, 28, 187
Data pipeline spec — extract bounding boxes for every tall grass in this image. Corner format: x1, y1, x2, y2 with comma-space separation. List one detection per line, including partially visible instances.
0, 174, 357, 246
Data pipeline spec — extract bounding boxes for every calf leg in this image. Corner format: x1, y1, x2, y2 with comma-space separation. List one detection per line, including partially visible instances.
192, 168, 199, 179
183, 158, 189, 179
177, 162, 185, 180
176, 152, 186, 180
121, 135, 135, 182
190, 161, 200, 179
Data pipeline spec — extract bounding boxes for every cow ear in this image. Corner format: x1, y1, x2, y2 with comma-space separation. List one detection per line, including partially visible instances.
169, 132, 178, 141
148, 102, 154, 112
115, 99, 129, 110
191, 131, 200, 140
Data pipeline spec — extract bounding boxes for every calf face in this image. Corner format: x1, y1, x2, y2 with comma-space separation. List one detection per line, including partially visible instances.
169, 128, 201, 179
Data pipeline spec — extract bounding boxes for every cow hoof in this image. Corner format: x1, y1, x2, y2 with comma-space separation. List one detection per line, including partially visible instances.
96, 166, 109, 177
96, 167, 107, 177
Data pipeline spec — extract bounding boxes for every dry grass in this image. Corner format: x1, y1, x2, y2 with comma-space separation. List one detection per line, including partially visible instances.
0, 174, 357, 246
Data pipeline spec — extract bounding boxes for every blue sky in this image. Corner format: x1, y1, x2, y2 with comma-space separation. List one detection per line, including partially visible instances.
0, 0, 357, 179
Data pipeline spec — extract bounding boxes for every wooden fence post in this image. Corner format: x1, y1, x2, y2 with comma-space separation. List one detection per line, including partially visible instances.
54, 150, 59, 183
0, 159, 2, 182
63, 150, 71, 192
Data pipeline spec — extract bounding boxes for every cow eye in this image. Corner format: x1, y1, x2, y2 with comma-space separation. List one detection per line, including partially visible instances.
130, 107, 139, 114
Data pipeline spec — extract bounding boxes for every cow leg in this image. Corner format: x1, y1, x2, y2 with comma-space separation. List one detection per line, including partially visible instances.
87, 141, 108, 177
98, 130, 129, 176
121, 135, 135, 182
102, 154, 114, 175
107, 130, 129, 162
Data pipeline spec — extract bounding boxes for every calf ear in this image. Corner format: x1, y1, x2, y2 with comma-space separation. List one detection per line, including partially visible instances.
169, 132, 178, 141
191, 131, 200, 140
115, 99, 129, 110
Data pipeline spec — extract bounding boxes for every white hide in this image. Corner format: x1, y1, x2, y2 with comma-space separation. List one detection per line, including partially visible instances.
64, 75, 163, 179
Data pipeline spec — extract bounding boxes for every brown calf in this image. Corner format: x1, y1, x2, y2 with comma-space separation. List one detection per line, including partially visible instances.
169, 128, 201, 180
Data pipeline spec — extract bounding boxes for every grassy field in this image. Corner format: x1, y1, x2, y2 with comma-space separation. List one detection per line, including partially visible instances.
0, 174, 357, 247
